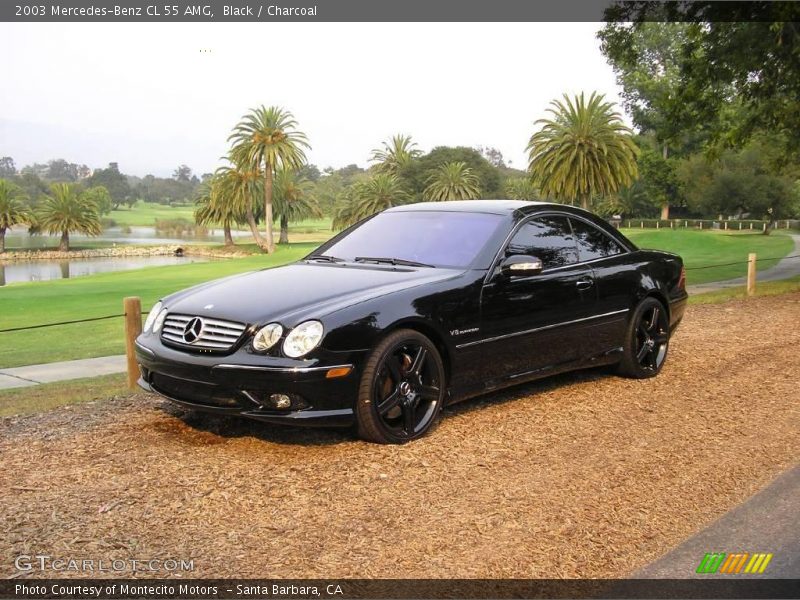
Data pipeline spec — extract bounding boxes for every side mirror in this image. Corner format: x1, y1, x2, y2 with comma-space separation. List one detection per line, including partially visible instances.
501, 254, 543, 277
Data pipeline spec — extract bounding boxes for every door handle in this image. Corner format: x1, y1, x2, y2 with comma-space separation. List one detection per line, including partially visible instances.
576, 278, 594, 290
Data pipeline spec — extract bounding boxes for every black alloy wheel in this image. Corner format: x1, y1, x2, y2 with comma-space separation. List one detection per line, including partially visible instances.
618, 297, 670, 379
356, 329, 445, 444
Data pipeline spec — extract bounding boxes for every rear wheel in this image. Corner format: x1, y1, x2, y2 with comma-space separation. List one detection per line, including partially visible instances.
355, 329, 445, 444
618, 297, 670, 378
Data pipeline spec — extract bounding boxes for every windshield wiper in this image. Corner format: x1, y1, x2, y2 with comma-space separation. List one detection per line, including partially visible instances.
305, 254, 344, 263
354, 256, 435, 268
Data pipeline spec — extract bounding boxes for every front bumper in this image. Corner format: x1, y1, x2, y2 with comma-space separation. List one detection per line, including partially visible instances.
135, 337, 366, 427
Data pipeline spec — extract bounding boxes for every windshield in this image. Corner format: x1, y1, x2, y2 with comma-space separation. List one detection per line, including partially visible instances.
320, 211, 505, 269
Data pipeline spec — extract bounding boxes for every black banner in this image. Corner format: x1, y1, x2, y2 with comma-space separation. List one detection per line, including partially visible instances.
2, 579, 800, 600
3, 1, 800, 23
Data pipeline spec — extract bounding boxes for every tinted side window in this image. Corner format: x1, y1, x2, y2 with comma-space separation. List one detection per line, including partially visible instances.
506, 216, 578, 269
569, 218, 623, 262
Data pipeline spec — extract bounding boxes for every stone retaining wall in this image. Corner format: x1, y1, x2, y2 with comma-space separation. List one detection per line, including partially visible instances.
0, 245, 251, 261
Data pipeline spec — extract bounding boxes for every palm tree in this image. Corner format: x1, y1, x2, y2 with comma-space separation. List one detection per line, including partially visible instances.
333, 173, 410, 229
273, 169, 322, 244
228, 106, 310, 253
423, 161, 481, 201
37, 183, 102, 251
0, 179, 31, 253
527, 92, 638, 210
370, 134, 422, 174
595, 182, 649, 218
504, 177, 540, 201
194, 177, 242, 247
214, 162, 266, 247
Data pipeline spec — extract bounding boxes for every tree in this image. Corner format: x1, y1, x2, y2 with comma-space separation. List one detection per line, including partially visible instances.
423, 161, 481, 201
194, 177, 243, 247
370, 135, 422, 174
400, 146, 503, 199
595, 182, 652, 218
677, 140, 799, 231
0, 179, 31, 253
598, 21, 692, 218
505, 177, 540, 201
477, 146, 507, 168
36, 183, 102, 251
604, 3, 800, 162
527, 92, 639, 210
173, 164, 193, 182
0, 157, 17, 178
213, 162, 266, 247
333, 173, 410, 230
81, 186, 113, 215
87, 163, 132, 208
273, 169, 322, 244
229, 105, 310, 253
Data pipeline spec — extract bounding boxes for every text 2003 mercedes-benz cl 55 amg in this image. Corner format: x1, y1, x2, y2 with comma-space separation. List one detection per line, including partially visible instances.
136, 200, 687, 443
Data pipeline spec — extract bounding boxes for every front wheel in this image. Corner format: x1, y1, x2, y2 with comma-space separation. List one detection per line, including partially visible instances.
617, 297, 670, 379
355, 329, 446, 444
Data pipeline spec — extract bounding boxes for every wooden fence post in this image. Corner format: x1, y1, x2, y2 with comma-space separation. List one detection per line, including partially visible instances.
747, 253, 757, 297
124, 297, 142, 389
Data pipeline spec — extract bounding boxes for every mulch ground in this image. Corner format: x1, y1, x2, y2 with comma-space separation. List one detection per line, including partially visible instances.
1, 293, 798, 579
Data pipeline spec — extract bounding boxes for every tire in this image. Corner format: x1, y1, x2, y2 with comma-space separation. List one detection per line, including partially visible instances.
355, 329, 446, 444
617, 297, 670, 379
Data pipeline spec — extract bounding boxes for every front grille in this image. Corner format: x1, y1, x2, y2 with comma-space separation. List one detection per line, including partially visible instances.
160, 313, 247, 351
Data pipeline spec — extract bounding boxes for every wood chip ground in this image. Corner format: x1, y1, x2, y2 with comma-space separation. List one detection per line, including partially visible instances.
1, 293, 798, 579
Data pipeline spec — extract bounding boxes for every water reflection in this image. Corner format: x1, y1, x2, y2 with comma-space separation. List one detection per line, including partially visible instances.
4, 225, 250, 248
0, 256, 212, 286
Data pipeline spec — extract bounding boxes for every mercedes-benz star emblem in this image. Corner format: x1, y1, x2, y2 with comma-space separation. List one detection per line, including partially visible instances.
182, 317, 204, 344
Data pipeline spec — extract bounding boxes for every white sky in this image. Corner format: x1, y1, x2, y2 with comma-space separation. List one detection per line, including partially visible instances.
1, 22, 623, 177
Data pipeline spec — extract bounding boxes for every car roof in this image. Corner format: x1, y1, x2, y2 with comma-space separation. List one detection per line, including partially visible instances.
386, 199, 595, 217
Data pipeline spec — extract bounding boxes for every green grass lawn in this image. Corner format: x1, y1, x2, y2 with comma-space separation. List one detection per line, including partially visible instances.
622, 229, 795, 285
0, 243, 317, 368
688, 275, 800, 304
109, 201, 334, 233
108, 201, 196, 226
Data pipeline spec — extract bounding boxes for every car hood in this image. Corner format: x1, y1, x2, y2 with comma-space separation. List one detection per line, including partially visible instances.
163, 262, 464, 326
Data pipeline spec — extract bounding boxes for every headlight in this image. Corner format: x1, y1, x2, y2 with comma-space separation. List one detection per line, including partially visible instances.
143, 301, 162, 333
153, 308, 168, 333
253, 323, 283, 352
283, 320, 324, 358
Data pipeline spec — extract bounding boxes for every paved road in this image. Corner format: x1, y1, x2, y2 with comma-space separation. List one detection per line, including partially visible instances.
636, 465, 800, 578
688, 233, 800, 294
0, 355, 126, 390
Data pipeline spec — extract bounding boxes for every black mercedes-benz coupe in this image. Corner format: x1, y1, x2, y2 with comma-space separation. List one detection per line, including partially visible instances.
136, 200, 687, 443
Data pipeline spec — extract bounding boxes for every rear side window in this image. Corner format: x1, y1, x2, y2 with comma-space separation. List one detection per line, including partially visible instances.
569, 218, 624, 262
506, 216, 578, 269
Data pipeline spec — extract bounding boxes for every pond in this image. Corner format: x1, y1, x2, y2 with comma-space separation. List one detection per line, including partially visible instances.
4, 225, 251, 248
0, 256, 212, 286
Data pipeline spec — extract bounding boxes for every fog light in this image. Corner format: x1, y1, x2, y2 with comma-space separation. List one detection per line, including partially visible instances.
269, 394, 292, 409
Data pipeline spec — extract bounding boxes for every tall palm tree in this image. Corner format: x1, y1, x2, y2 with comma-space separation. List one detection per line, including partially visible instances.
527, 92, 638, 209
504, 177, 540, 201
333, 173, 410, 230
0, 179, 31, 253
214, 162, 266, 247
37, 183, 102, 251
423, 161, 481, 201
228, 106, 310, 253
194, 177, 243, 247
370, 134, 422, 174
273, 169, 322, 244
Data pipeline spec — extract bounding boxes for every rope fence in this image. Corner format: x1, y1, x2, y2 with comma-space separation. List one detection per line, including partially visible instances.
0, 311, 146, 334
2, 254, 799, 335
